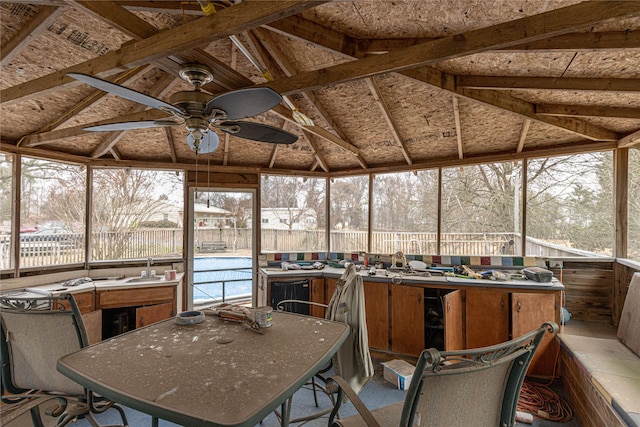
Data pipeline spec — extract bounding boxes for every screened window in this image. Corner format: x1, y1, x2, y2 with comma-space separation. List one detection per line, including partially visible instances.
19, 157, 86, 268
371, 170, 438, 254
628, 148, 640, 262
0, 153, 14, 270
526, 152, 613, 257
260, 175, 326, 252
91, 168, 184, 261
330, 176, 368, 253
441, 162, 523, 256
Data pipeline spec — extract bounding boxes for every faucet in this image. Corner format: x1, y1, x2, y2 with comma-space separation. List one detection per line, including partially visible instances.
146, 257, 154, 278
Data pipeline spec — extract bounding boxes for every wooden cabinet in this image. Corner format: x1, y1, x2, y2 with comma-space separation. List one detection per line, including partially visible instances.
465, 289, 509, 348
363, 281, 389, 350
512, 292, 557, 376
391, 284, 424, 356
310, 278, 326, 318
56, 290, 95, 314
97, 286, 177, 339
443, 288, 558, 375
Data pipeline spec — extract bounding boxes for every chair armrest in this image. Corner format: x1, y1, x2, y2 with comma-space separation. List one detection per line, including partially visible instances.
327, 376, 380, 427
275, 299, 328, 311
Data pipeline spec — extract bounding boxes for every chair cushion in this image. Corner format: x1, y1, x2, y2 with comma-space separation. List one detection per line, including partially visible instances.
617, 272, 640, 357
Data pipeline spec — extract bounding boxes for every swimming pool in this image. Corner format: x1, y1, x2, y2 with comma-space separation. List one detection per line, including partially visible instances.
192, 257, 252, 305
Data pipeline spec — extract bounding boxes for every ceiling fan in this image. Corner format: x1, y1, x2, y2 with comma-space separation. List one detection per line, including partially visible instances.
68, 64, 298, 154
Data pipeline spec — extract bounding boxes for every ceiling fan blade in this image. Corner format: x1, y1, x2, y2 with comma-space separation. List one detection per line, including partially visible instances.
187, 130, 220, 154
83, 120, 180, 132
68, 73, 185, 116
219, 121, 298, 144
205, 88, 282, 120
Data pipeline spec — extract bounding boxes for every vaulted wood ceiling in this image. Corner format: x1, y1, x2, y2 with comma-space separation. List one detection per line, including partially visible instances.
1, 1, 639, 176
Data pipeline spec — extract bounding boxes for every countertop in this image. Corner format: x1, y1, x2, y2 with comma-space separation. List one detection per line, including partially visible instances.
260, 266, 564, 291
4, 273, 184, 298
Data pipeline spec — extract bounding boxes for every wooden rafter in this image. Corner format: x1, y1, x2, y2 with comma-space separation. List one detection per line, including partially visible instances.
261, 2, 640, 96
36, 65, 151, 134
302, 130, 329, 172
452, 96, 463, 160
261, 2, 634, 142
457, 75, 640, 93
516, 119, 531, 153
250, 27, 367, 167
0, 5, 67, 67
164, 127, 177, 163
20, 109, 171, 147
366, 78, 412, 165
536, 104, 640, 119
618, 129, 640, 148
1, 0, 327, 105
90, 72, 178, 158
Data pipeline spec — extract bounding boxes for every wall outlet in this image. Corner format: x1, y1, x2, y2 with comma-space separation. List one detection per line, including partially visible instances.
549, 260, 563, 269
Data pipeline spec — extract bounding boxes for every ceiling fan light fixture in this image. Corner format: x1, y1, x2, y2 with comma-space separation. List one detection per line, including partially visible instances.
187, 130, 220, 154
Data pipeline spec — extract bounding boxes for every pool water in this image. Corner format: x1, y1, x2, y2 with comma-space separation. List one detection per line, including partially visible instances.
192, 257, 252, 305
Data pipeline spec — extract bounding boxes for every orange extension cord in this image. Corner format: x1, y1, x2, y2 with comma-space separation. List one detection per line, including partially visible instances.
517, 317, 573, 424
518, 379, 573, 422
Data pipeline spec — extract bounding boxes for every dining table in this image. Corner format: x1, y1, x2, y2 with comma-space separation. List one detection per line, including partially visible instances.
57, 310, 349, 427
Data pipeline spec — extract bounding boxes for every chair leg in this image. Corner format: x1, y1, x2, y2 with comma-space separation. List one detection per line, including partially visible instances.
310, 376, 320, 407
29, 406, 46, 427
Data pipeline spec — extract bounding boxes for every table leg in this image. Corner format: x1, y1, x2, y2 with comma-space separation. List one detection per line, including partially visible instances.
152, 416, 159, 427
280, 397, 291, 427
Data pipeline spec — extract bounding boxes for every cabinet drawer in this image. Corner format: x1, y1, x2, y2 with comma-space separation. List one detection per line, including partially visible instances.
97, 286, 175, 309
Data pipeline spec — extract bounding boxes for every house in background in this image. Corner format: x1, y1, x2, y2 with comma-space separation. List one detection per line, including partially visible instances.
259, 208, 317, 230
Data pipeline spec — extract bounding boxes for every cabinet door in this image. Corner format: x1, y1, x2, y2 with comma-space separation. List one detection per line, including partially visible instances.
326, 278, 338, 304
391, 284, 424, 356
136, 302, 174, 328
465, 289, 509, 349
82, 309, 102, 344
363, 281, 389, 350
310, 278, 326, 318
443, 290, 464, 351
512, 292, 557, 376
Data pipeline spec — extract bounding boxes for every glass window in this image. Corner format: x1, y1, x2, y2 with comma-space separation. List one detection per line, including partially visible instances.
628, 148, 640, 262
260, 175, 326, 252
19, 157, 86, 268
526, 152, 613, 257
441, 162, 523, 255
0, 153, 14, 271
371, 170, 438, 254
330, 176, 368, 253
91, 168, 184, 261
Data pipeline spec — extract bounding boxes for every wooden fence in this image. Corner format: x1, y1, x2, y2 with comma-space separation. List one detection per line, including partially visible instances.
1, 228, 604, 269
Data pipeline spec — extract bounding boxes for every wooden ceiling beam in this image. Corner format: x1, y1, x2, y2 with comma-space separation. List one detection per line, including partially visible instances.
261, 2, 640, 95
516, 119, 531, 153
0, 5, 67, 67
302, 130, 329, 173
164, 128, 178, 163
263, 15, 359, 59
452, 96, 464, 160
536, 104, 640, 119
268, 26, 621, 142
457, 75, 640, 92
1, 0, 326, 105
37, 65, 151, 134
618, 129, 640, 148
90, 72, 178, 157
504, 30, 640, 52
20, 110, 170, 147
251, 27, 366, 166
459, 87, 619, 141
366, 78, 412, 165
